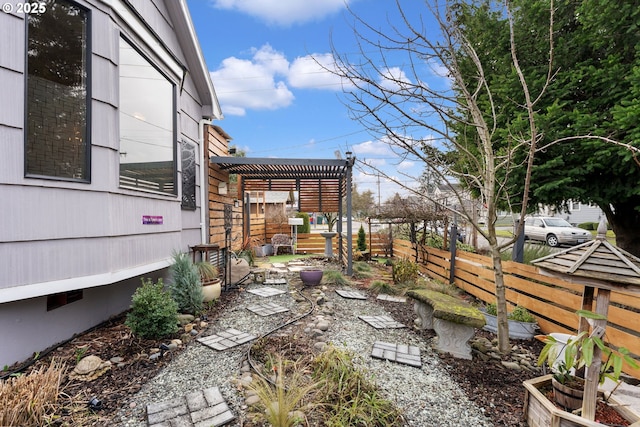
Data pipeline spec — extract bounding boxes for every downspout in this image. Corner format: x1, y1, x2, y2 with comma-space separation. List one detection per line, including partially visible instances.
199, 118, 213, 245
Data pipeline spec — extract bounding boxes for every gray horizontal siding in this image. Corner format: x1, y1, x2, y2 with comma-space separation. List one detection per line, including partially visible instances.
0, 68, 24, 128
0, 12, 24, 72
0, 0, 212, 297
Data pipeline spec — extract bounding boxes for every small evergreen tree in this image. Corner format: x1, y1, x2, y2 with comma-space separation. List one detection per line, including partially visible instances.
357, 225, 367, 251
168, 252, 204, 314
296, 212, 310, 233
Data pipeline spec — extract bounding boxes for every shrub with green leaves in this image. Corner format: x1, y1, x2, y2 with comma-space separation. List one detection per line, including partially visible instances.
126, 278, 179, 339
169, 252, 204, 314
391, 257, 419, 284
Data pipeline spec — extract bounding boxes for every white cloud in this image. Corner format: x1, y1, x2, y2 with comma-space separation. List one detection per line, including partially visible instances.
351, 140, 393, 156
397, 160, 416, 170
210, 0, 350, 26
210, 45, 294, 116
379, 66, 413, 92
288, 54, 347, 90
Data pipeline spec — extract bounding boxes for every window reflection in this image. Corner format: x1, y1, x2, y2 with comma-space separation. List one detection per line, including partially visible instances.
26, 0, 89, 181
119, 38, 175, 194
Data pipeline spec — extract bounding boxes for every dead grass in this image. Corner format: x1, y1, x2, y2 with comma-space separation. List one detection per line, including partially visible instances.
0, 358, 66, 426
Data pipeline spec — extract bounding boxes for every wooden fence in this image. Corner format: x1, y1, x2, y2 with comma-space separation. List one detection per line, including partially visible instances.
393, 238, 640, 378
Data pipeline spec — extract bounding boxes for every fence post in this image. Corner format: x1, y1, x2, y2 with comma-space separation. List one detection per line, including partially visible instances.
512, 219, 525, 263
449, 223, 457, 284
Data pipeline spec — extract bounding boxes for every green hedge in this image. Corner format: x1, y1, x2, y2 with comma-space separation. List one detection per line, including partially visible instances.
296, 212, 310, 233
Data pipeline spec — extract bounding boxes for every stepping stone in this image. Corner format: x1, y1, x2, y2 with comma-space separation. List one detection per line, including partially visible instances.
147, 386, 235, 427
247, 287, 286, 297
376, 294, 407, 303
247, 302, 290, 316
335, 289, 367, 300
287, 261, 306, 266
197, 328, 256, 351
370, 341, 422, 368
359, 315, 406, 329
287, 266, 305, 272
271, 263, 287, 268
264, 278, 287, 285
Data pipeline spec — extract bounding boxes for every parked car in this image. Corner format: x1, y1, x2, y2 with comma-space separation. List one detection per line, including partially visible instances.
434, 226, 466, 243
523, 216, 593, 247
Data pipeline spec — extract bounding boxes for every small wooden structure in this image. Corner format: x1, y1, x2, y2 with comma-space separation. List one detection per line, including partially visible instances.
532, 219, 640, 421
210, 156, 356, 274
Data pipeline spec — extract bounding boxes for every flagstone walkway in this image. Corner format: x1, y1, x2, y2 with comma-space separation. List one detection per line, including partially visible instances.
143, 260, 416, 426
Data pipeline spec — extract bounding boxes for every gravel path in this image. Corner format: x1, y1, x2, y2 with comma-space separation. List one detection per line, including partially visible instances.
113, 280, 494, 427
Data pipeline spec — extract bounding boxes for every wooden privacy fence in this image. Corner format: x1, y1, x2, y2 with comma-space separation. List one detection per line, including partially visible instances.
393, 238, 640, 378
250, 230, 392, 256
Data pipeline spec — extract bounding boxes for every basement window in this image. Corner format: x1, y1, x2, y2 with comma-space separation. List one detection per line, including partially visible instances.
47, 290, 83, 311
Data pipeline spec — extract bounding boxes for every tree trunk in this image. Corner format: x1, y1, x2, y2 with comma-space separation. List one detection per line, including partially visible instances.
607, 201, 640, 257
490, 244, 510, 353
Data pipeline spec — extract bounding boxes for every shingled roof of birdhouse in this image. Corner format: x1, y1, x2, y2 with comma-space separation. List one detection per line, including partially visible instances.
531, 219, 640, 292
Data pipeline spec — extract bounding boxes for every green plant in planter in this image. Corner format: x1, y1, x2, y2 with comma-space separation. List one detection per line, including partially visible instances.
195, 261, 219, 284
485, 303, 536, 323
536, 310, 639, 386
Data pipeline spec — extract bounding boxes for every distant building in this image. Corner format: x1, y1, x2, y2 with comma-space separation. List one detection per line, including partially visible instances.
542, 202, 606, 226
432, 184, 487, 224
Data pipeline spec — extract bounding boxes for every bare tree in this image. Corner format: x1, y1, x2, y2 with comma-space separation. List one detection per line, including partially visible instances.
327, 0, 556, 353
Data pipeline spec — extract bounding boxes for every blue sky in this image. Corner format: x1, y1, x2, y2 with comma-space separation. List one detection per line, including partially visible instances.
186, 0, 448, 202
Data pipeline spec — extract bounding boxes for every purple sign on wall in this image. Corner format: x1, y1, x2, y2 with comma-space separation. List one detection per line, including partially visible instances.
142, 215, 163, 225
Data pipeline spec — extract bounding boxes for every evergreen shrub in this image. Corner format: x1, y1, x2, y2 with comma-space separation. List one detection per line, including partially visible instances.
169, 252, 204, 314
126, 278, 179, 339
357, 225, 367, 251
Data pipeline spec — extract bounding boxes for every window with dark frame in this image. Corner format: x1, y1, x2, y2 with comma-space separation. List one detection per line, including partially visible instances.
181, 141, 197, 210
25, 0, 90, 181
46, 289, 83, 311
119, 37, 176, 195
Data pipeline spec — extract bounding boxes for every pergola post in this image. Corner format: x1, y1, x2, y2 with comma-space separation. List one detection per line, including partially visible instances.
346, 153, 354, 276
337, 177, 343, 265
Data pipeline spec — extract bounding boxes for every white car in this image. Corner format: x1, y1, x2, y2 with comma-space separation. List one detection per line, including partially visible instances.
524, 217, 593, 247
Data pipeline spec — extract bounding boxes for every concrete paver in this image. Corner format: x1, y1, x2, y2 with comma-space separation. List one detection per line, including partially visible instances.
359, 315, 406, 329
147, 386, 234, 427
247, 287, 286, 297
246, 302, 290, 316
376, 294, 407, 303
335, 289, 367, 300
371, 341, 422, 368
197, 328, 256, 351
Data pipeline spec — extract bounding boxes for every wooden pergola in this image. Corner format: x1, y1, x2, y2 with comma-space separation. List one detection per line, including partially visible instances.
210, 155, 356, 274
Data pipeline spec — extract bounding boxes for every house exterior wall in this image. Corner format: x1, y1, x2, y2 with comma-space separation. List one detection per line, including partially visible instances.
548, 203, 606, 226
206, 126, 243, 251
0, 0, 220, 367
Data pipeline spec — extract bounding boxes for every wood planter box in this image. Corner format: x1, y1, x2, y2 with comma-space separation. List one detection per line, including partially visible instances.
523, 375, 640, 427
